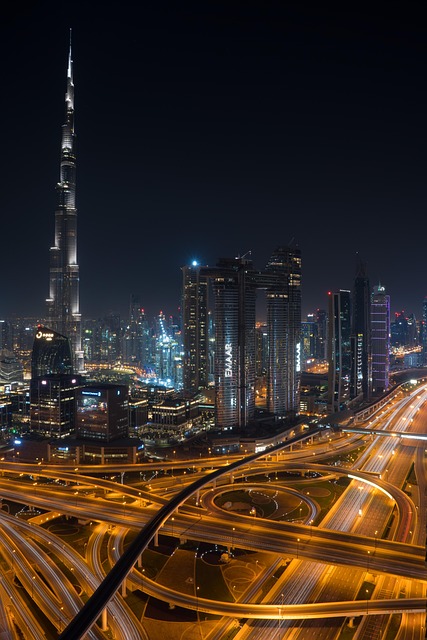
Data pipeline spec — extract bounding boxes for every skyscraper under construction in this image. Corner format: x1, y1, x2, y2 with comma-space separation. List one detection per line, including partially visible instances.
45, 31, 84, 373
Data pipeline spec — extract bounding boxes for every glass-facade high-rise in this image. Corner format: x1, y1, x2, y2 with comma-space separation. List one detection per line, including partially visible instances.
76, 384, 129, 441
205, 257, 257, 429
328, 290, 352, 412
30, 374, 82, 437
316, 309, 328, 360
31, 325, 73, 379
265, 246, 302, 416
255, 323, 268, 376
181, 263, 209, 394
154, 312, 182, 388
422, 297, 427, 365
371, 283, 390, 394
30, 324, 82, 437
351, 259, 371, 401
46, 32, 84, 373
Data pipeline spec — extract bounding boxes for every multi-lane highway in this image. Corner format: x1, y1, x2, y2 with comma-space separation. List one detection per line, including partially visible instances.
0, 381, 426, 640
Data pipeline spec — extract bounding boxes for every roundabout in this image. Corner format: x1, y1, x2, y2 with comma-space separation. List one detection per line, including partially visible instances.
206, 483, 320, 524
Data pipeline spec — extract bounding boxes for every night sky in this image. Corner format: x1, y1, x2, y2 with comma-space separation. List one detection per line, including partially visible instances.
1, 3, 426, 323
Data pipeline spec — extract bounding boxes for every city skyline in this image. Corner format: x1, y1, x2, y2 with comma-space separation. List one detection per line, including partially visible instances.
1, 4, 426, 322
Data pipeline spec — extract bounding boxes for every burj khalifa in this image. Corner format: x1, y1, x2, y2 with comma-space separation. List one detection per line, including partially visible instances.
46, 31, 84, 373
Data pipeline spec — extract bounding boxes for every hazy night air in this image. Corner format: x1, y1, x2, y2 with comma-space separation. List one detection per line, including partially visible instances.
1, 4, 426, 324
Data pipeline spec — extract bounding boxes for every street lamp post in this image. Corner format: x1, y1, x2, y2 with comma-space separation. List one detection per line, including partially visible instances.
277, 592, 284, 637
296, 538, 300, 559
366, 589, 369, 614
196, 585, 203, 639
196, 585, 199, 619
374, 530, 378, 550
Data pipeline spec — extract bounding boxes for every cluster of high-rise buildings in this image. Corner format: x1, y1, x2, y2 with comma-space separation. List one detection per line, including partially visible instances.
1, 36, 427, 456
182, 248, 302, 429
327, 268, 389, 413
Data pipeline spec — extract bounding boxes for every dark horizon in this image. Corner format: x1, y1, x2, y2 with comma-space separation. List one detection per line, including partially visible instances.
1, 3, 426, 323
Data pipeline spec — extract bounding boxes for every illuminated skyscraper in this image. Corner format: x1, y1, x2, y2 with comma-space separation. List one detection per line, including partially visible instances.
31, 325, 73, 379
351, 259, 371, 400
30, 374, 82, 437
255, 323, 268, 376
202, 257, 257, 429
301, 320, 317, 367
46, 31, 84, 373
371, 284, 390, 394
181, 262, 209, 394
327, 290, 352, 412
265, 246, 302, 417
76, 384, 129, 441
30, 324, 82, 437
422, 297, 427, 365
154, 312, 182, 388
316, 308, 327, 360
123, 295, 151, 369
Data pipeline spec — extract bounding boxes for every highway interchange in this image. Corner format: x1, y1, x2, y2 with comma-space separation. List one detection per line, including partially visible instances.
0, 380, 426, 640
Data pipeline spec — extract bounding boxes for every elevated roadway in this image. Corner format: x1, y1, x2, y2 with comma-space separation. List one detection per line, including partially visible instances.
56, 438, 427, 640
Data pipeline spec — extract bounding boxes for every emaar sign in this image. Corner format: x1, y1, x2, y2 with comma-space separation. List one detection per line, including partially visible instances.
225, 343, 233, 377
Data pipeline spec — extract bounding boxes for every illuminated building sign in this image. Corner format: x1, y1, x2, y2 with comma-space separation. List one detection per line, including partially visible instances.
35, 330, 54, 341
225, 343, 233, 377
82, 391, 101, 397
296, 342, 301, 373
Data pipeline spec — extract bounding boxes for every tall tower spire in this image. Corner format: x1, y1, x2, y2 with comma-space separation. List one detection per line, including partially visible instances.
67, 28, 73, 80
46, 31, 84, 373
